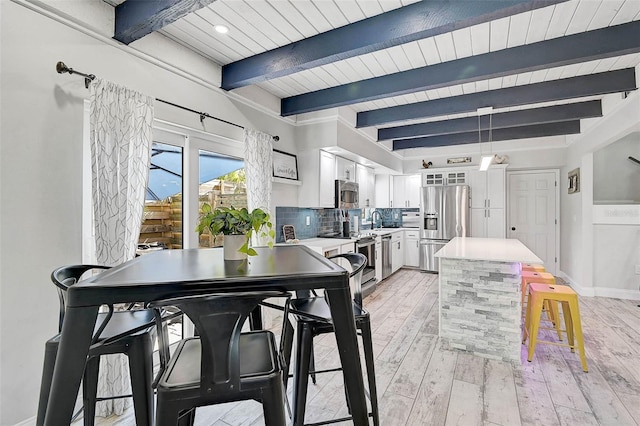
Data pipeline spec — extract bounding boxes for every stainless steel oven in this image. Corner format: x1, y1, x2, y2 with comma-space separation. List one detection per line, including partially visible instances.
356, 235, 376, 295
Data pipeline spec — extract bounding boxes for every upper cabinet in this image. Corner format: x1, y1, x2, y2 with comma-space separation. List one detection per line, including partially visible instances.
375, 174, 392, 208
468, 165, 507, 238
423, 170, 467, 186
468, 167, 505, 209
356, 163, 375, 208
298, 149, 336, 208
319, 150, 337, 207
298, 149, 373, 208
336, 156, 356, 182
393, 175, 421, 208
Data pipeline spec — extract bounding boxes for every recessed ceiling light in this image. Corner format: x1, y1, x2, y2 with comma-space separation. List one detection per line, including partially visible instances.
214, 25, 229, 34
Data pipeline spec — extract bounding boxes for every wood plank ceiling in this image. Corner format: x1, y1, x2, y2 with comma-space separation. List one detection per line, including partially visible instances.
109, 0, 640, 154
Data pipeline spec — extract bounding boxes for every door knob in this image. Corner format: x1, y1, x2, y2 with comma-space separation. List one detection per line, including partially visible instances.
511, 227, 516, 231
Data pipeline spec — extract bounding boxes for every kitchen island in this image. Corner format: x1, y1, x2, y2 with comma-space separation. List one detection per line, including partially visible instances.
435, 237, 542, 362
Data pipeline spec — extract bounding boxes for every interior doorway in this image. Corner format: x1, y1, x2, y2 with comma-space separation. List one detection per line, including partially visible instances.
507, 170, 559, 275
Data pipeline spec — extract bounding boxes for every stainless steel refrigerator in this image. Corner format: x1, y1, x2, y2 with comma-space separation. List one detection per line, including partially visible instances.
419, 185, 470, 272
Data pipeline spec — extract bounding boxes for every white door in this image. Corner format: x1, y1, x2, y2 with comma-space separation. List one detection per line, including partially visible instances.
507, 171, 558, 274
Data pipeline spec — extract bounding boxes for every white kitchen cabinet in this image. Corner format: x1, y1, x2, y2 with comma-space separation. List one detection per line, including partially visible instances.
404, 230, 420, 267
375, 239, 382, 283
340, 242, 355, 254
470, 205, 506, 238
336, 155, 356, 182
468, 165, 506, 238
298, 149, 336, 208
393, 175, 421, 208
375, 174, 392, 208
319, 150, 337, 207
391, 232, 404, 273
423, 170, 467, 186
356, 164, 375, 208
468, 167, 505, 209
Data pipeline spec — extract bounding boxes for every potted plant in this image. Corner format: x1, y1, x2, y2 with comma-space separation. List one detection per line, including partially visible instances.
196, 204, 275, 260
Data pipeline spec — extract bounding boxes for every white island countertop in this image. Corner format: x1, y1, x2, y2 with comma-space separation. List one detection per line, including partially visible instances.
435, 237, 542, 264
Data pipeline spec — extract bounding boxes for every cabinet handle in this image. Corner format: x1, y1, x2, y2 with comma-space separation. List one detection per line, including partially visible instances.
487, 199, 490, 208
511, 227, 516, 231
488, 210, 491, 218
416, 241, 418, 248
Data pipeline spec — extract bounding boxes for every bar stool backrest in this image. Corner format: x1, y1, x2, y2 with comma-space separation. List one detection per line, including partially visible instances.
51, 265, 110, 332
327, 253, 367, 309
149, 291, 289, 396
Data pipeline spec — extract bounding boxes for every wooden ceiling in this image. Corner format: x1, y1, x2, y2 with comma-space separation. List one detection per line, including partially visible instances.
109, 0, 640, 152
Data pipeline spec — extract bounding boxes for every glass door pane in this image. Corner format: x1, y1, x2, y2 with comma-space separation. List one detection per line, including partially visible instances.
198, 149, 245, 248
139, 142, 184, 251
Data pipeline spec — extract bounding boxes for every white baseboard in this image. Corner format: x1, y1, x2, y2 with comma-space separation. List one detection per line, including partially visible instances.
558, 270, 640, 300
14, 415, 35, 426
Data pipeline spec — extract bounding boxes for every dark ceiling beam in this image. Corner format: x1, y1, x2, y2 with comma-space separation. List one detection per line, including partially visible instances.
378, 100, 602, 141
222, 0, 565, 90
358, 68, 636, 127
282, 20, 640, 117
392, 121, 581, 150
114, 0, 216, 45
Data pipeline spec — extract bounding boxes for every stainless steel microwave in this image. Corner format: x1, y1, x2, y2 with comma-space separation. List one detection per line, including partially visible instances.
335, 180, 359, 208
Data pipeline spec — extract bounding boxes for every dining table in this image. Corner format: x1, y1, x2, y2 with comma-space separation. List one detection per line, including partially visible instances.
42, 245, 370, 425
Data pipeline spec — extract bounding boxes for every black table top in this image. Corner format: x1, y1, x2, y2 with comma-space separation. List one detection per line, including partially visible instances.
69, 245, 348, 307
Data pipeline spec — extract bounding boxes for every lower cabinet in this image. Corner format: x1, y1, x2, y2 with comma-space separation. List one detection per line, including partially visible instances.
391, 232, 403, 274
375, 239, 382, 283
404, 230, 420, 268
340, 242, 355, 254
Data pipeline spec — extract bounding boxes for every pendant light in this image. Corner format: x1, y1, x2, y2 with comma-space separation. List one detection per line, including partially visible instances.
477, 107, 494, 171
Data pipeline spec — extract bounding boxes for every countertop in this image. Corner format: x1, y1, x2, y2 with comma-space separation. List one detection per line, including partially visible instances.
434, 237, 542, 264
279, 228, 411, 251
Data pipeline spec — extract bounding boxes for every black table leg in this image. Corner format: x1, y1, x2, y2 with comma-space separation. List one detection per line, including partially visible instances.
325, 286, 369, 426
44, 306, 98, 426
249, 305, 263, 330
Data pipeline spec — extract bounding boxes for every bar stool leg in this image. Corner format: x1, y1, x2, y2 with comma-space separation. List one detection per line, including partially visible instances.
359, 317, 380, 426
293, 322, 313, 426
548, 300, 563, 340
523, 291, 533, 344
527, 293, 545, 362
560, 301, 574, 351
567, 298, 588, 372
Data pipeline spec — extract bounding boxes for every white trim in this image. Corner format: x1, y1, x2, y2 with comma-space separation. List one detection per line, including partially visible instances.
273, 176, 302, 186
506, 169, 561, 275
592, 204, 640, 225
557, 271, 596, 297
559, 270, 640, 300
14, 415, 35, 426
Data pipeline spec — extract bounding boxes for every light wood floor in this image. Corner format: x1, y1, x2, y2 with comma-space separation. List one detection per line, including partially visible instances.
83, 268, 640, 426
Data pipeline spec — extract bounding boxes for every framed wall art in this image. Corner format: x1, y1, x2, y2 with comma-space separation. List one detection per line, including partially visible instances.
568, 168, 580, 194
272, 149, 298, 180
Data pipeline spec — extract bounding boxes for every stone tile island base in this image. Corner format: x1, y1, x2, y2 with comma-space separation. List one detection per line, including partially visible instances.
439, 258, 522, 362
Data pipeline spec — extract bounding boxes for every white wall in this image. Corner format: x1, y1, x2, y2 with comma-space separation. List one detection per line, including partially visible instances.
560, 88, 640, 298
0, 2, 296, 423
593, 132, 640, 204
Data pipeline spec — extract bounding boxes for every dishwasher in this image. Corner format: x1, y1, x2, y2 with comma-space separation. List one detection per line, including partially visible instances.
381, 234, 392, 279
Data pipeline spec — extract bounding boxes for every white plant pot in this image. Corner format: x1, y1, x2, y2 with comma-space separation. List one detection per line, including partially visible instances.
223, 234, 247, 260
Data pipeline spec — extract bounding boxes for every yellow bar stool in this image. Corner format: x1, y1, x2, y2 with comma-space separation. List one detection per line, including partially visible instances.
523, 283, 588, 372
522, 263, 546, 273
521, 271, 562, 339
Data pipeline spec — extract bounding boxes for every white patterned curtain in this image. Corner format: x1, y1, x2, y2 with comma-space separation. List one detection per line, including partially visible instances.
89, 78, 154, 416
244, 128, 273, 245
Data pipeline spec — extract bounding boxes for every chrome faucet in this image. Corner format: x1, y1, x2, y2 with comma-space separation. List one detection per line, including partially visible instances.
370, 210, 382, 230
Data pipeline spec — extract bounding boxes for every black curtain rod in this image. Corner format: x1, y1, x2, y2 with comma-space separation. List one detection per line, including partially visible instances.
56, 61, 279, 140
